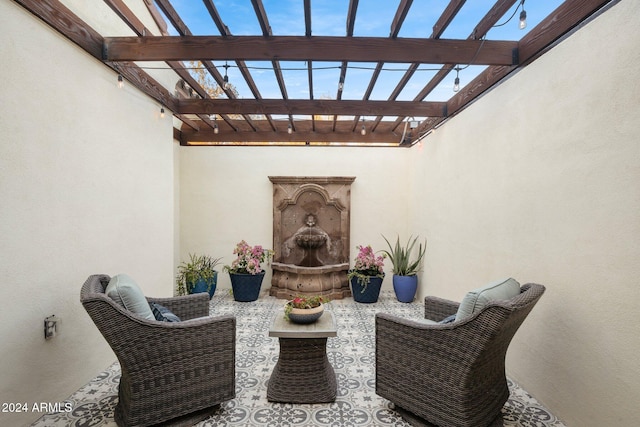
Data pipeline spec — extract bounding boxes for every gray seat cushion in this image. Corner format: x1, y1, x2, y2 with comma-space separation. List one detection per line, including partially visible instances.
455, 278, 521, 321
105, 274, 154, 320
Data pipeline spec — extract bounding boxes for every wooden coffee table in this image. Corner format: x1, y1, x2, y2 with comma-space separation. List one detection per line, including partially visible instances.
267, 311, 338, 403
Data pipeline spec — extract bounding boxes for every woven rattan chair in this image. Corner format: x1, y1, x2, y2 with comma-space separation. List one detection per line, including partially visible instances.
80, 274, 236, 427
376, 283, 545, 427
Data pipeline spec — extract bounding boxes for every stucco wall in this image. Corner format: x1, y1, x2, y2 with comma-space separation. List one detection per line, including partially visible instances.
179, 146, 410, 291
0, 2, 176, 425
409, 1, 640, 425
2, 0, 638, 425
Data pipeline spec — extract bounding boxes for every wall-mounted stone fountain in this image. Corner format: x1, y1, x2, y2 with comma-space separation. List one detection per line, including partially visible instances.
269, 176, 355, 300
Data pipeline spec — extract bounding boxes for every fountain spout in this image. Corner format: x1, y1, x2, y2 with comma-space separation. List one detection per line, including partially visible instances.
292, 214, 329, 267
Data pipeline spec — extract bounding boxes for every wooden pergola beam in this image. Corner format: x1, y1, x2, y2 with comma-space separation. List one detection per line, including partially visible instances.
437, 0, 613, 139
14, 0, 103, 60
180, 129, 401, 145
177, 99, 447, 117
103, 36, 519, 65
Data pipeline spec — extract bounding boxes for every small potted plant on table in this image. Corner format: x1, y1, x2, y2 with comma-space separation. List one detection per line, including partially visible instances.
382, 235, 427, 303
176, 253, 223, 299
284, 295, 328, 324
224, 240, 273, 302
347, 245, 386, 303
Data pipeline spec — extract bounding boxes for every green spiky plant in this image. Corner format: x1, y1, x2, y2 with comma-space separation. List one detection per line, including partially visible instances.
381, 235, 427, 276
176, 253, 223, 296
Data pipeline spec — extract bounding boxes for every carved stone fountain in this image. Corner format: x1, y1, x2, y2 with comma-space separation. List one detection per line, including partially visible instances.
269, 176, 355, 300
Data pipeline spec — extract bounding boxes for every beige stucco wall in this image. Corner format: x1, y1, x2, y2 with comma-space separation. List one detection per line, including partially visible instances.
179, 146, 410, 290
0, 2, 177, 425
409, 1, 640, 425
2, 0, 638, 426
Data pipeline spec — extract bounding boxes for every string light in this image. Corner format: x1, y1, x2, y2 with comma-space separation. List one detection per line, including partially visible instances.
360, 118, 366, 136
212, 116, 219, 134
519, 0, 527, 30
223, 61, 230, 90
338, 76, 344, 91
492, 0, 528, 30
117, 74, 124, 89
160, 106, 165, 118
453, 67, 460, 92
287, 124, 293, 134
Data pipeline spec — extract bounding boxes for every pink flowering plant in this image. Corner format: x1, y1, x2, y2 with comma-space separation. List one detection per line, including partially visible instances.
347, 245, 386, 291
284, 295, 328, 320
224, 240, 274, 275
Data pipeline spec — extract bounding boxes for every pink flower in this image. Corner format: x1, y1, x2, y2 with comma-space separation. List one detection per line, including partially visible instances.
224, 240, 274, 275
352, 245, 385, 275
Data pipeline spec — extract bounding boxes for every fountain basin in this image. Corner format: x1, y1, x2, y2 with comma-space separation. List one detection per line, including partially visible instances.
294, 234, 327, 249
270, 262, 350, 300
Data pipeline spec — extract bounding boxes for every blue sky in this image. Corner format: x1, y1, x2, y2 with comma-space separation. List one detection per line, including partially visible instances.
163, 0, 563, 117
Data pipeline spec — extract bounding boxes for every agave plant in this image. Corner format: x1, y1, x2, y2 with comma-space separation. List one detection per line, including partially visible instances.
381, 235, 427, 276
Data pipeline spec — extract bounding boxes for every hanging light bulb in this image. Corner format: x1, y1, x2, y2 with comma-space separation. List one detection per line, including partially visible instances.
211, 115, 219, 133
117, 74, 124, 89
519, 9, 527, 29
160, 106, 165, 118
338, 76, 344, 91
223, 61, 230, 90
287, 124, 293, 135
360, 118, 366, 136
519, 0, 527, 30
453, 67, 460, 92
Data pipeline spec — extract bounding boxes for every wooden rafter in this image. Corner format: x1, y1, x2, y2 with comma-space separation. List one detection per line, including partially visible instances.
250, 0, 294, 130
389, 0, 520, 139
370, 0, 467, 135
443, 0, 613, 130
351, 0, 415, 132
103, 36, 518, 65
12, 0, 616, 147
198, 1, 269, 131
178, 99, 447, 118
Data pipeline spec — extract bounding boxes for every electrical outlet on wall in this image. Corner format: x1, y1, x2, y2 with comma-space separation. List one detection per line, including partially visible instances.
44, 315, 58, 340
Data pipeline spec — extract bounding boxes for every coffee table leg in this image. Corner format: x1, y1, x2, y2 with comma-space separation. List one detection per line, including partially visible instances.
267, 337, 337, 403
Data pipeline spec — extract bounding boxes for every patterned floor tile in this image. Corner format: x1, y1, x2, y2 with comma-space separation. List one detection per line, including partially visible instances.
32, 291, 564, 427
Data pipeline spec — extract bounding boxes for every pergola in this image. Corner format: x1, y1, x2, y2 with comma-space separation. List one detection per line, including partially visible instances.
15, 0, 613, 146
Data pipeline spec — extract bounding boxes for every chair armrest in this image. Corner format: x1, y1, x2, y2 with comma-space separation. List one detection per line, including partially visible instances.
424, 296, 459, 321
147, 293, 210, 320
117, 314, 236, 369
376, 312, 478, 368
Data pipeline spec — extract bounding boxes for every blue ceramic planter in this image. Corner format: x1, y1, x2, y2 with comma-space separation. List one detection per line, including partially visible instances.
189, 272, 218, 299
229, 272, 265, 302
350, 275, 384, 303
392, 274, 418, 303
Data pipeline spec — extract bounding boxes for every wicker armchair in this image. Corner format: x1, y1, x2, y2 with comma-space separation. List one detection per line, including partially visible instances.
376, 283, 545, 427
80, 274, 236, 427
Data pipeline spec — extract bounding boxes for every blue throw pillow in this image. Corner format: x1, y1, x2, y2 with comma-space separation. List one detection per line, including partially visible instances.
149, 302, 181, 322
439, 314, 456, 324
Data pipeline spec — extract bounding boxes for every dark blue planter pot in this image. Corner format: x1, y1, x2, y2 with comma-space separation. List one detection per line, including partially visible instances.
229, 272, 265, 302
350, 275, 384, 303
393, 274, 418, 303
189, 272, 218, 300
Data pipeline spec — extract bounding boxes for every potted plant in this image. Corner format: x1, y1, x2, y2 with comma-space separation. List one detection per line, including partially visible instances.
224, 240, 274, 302
176, 253, 223, 299
284, 295, 328, 323
381, 235, 427, 302
347, 245, 386, 303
